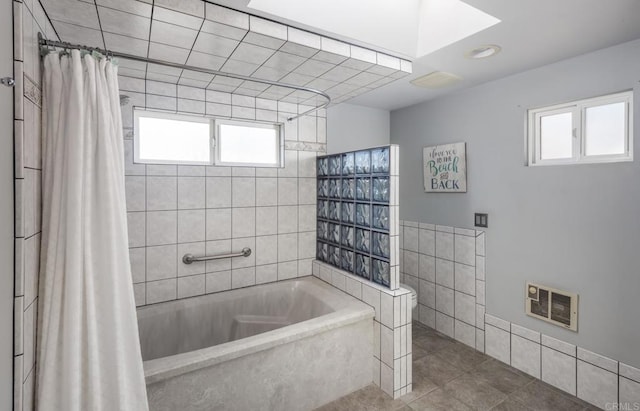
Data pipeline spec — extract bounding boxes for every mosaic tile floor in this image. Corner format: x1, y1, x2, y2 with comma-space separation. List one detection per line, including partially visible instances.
315, 322, 599, 411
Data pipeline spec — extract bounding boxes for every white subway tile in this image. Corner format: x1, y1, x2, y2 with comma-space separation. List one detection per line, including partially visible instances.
205, 270, 232, 293
435, 285, 454, 316
418, 228, 435, 256
277, 261, 298, 280
476, 329, 485, 353
231, 207, 256, 238
577, 360, 618, 409
454, 263, 475, 295
454, 319, 475, 348
485, 314, 510, 331
362, 284, 381, 321
620, 363, 640, 384
206, 177, 232, 208
454, 234, 475, 266
232, 267, 256, 288
454, 291, 475, 325
419, 305, 436, 328
511, 324, 540, 343
620, 377, 640, 408
418, 254, 435, 282
403, 251, 419, 277
178, 209, 206, 243
177, 177, 205, 209
435, 258, 454, 288
380, 324, 393, 366
231, 177, 256, 207
475, 305, 485, 330
147, 278, 177, 304
485, 324, 510, 364
541, 346, 576, 395
511, 334, 541, 378
475, 256, 485, 280
146, 211, 177, 246
577, 347, 618, 373
403, 227, 418, 252
206, 208, 232, 240
435, 312, 454, 338
177, 274, 205, 298
419, 279, 435, 309
476, 280, 485, 305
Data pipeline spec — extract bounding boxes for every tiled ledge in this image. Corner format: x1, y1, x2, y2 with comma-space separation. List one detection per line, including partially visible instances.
484, 313, 640, 410
312, 260, 412, 399
399, 220, 486, 353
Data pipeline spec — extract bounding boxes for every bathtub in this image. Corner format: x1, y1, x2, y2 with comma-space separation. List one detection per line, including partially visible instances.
138, 276, 374, 411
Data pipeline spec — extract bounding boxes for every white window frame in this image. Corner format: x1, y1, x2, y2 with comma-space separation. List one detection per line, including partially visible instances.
214, 118, 284, 168
527, 90, 633, 166
133, 109, 284, 167
134, 109, 214, 166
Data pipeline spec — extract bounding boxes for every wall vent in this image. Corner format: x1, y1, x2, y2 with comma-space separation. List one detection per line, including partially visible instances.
525, 283, 578, 331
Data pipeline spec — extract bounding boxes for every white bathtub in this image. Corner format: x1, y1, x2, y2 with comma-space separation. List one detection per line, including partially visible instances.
138, 276, 374, 411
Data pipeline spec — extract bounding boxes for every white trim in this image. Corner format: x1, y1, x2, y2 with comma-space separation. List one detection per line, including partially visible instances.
527, 90, 633, 166
213, 118, 284, 168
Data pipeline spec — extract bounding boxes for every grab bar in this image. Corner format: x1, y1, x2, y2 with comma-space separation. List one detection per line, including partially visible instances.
182, 247, 252, 264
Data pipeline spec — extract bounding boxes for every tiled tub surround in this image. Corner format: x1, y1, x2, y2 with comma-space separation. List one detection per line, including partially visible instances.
316, 145, 399, 289
313, 260, 412, 399
484, 314, 640, 410
40, 0, 412, 106
400, 221, 486, 353
120, 75, 324, 306
12, 0, 59, 410
139, 277, 374, 411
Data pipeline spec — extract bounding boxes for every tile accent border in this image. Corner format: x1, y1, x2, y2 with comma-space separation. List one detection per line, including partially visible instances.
484, 314, 640, 410
312, 260, 412, 399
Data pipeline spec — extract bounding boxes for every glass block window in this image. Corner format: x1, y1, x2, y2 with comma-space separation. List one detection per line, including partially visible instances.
316, 146, 392, 288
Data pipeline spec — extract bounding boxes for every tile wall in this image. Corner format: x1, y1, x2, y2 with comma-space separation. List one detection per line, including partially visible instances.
400, 221, 486, 353
40, 0, 412, 106
484, 314, 640, 409
316, 146, 399, 289
312, 260, 412, 399
401, 219, 639, 409
119, 75, 325, 306
12, 0, 57, 410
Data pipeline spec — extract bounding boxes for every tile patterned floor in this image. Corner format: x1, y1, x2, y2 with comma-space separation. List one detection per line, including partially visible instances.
315, 322, 599, 411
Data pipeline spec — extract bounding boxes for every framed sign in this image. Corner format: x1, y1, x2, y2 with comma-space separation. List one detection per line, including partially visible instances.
423, 142, 467, 192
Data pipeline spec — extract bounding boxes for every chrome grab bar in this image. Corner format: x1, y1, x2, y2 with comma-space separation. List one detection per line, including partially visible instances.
182, 247, 252, 264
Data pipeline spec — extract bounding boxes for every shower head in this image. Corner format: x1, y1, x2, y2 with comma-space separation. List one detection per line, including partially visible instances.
120, 94, 130, 106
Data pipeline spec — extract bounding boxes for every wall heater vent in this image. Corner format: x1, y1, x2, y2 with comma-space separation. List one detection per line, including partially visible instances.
526, 283, 578, 331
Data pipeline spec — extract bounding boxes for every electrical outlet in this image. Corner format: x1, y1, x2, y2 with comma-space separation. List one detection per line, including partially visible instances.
474, 213, 488, 228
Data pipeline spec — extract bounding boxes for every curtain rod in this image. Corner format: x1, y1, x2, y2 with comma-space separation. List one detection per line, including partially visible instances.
37, 33, 331, 122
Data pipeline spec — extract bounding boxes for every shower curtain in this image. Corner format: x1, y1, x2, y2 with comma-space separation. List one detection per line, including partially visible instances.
37, 50, 149, 411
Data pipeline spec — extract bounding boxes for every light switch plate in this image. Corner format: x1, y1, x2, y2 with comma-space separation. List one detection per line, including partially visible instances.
474, 213, 488, 228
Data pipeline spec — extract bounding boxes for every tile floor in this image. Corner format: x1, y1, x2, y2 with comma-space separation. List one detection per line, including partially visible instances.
315, 322, 599, 411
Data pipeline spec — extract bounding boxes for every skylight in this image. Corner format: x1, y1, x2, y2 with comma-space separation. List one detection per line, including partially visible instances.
247, 0, 500, 59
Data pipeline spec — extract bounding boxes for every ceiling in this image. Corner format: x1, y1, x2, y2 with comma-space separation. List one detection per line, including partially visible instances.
39, 0, 640, 111
214, 0, 640, 111
39, 0, 412, 106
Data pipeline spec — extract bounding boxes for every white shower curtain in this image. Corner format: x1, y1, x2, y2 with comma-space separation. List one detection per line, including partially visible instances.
37, 50, 149, 411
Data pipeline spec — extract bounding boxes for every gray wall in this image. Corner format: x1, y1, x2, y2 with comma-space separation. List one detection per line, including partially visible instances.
1, 0, 14, 405
327, 103, 390, 154
391, 38, 640, 368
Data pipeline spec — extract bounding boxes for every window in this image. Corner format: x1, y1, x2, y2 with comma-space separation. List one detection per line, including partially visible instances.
214, 119, 282, 167
133, 109, 283, 167
527, 91, 633, 166
134, 110, 212, 165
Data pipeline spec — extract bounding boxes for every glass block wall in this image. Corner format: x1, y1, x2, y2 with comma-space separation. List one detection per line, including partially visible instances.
316, 145, 398, 289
